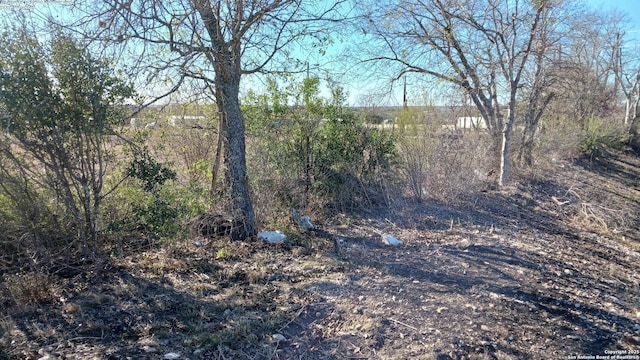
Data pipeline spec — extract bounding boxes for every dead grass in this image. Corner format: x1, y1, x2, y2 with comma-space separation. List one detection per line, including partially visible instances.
3, 272, 54, 306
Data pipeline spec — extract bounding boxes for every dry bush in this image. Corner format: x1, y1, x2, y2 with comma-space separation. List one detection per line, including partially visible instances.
163, 127, 217, 186
398, 128, 493, 202
561, 178, 635, 235
2, 272, 54, 305
523, 115, 630, 169
533, 118, 583, 164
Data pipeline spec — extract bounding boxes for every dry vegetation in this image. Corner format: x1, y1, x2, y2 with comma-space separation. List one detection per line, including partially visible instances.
1, 117, 639, 359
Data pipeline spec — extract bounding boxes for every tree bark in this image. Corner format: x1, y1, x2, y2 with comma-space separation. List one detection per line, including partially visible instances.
519, 122, 536, 167
214, 54, 256, 241
498, 118, 513, 187
518, 92, 554, 167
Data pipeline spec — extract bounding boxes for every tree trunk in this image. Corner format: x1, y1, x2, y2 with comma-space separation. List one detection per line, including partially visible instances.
215, 58, 256, 241
498, 103, 515, 187
518, 92, 554, 167
630, 115, 640, 155
519, 121, 536, 167
624, 98, 632, 125
498, 121, 512, 187
210, 111, 224, 202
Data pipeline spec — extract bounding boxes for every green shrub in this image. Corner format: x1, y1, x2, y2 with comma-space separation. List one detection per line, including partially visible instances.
244, 77, 397, 216
132, 191, 185, 240
115, 149, 187, 240
0, 29, 134, 259
312, 114, 396, 208
580, 116, 628, 160
127, 149, 177, 193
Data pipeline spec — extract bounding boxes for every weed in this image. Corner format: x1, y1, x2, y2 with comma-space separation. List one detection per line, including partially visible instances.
247, 270, 266, 284
3, 272, 54, 305
216, 247, 229, 260
609, 264, 617, 277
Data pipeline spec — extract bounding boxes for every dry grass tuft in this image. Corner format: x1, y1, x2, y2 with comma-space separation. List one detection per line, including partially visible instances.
3, 272, 54, 305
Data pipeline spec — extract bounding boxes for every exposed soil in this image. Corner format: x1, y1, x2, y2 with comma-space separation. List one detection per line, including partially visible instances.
1, 151, 640, 359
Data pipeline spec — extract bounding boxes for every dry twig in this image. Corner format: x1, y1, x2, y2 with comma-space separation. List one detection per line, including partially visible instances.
388, 317, 419, 332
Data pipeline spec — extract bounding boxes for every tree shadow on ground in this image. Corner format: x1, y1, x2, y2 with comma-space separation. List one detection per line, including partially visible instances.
347, 238, 638, 358
1, 251, 325, 360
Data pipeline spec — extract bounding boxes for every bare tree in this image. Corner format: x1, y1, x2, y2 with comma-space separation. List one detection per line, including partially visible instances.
516, 8, 559, 167
359, 0, 566, 186
549, 10, 622, 125
62, 0, 345, 240
612, 31, 640, 125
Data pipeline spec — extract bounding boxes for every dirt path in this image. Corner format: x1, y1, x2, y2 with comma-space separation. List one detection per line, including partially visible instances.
265, 154, 640, 359
1, 153, 639, 359
288, 222, 640, 359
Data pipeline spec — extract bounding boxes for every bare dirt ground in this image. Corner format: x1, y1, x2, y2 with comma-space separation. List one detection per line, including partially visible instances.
1, 151, 640, 360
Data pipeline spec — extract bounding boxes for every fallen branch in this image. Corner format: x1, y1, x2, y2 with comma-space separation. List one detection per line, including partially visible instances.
277, 304, 308, 333
388, 317, 419, 332
551, 196, 570, 206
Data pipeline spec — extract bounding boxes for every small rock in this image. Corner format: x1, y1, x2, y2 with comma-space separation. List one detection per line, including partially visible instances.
195, 240, 203, 247
563, 269, 573, 276
272, 333, 286, 342
193, 349, 204, 355
163, 353, 180, 360
299, 215, 314, 230
258, 230, 287, 243
142, 345, 157, 353
480, 324, 490, 331
382, 233, 403, 246
292, 208, 314, 230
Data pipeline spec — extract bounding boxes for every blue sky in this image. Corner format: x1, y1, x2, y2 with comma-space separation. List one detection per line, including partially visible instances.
5, 0, 638, 107
588, 0, 640, 44
588, 0, 640, 24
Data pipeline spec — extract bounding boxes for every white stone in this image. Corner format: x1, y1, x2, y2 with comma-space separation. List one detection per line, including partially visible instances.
382, 233, 403, 246
291, 208, 313, 230
299, 215, 314, 230
563, 269, 573, 276
142, 345, 157, 353
163, 353, 180, 359
258, 230, 287, 243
